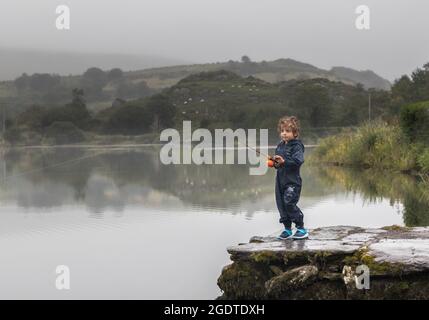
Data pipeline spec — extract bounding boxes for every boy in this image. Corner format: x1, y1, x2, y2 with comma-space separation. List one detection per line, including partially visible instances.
273, 116, 308, 240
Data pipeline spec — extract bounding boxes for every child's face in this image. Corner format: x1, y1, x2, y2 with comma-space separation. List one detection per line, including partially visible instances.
280, 126, 296, 142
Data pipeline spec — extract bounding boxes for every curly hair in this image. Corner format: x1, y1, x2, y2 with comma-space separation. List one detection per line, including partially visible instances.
277, 116, 300, 138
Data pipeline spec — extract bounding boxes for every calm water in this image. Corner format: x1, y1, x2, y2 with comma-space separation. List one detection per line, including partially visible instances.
0, 146, 427, 299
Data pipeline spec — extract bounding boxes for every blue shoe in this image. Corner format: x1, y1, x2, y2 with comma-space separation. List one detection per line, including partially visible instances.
277, 228, 293, 240
292, 228, 309, 240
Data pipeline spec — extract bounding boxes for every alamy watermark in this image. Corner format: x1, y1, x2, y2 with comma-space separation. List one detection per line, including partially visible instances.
355, 264, 370, 289
56, 5, 70, 30
53, 4, 370, 31
355, 5, 370, 30
344, 264, 370, 290
160, 121, 269, 175
55, 265, 70, 290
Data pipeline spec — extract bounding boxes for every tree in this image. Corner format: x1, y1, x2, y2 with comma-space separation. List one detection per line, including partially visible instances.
293, 83, 331, 127
28, 73, 60, 92
16, 105, 47, 131
146, 94, 176, 131
70, 88, 86, 109
82, 67, 108, 98
411, 67, 429, 101
105, 104, 154, 135
241, 55, 251, 64
108, 68, 124, 81
38, 89, 91, 130
83, 67, 107, 84
44, 121, 86, 144
392, 63, 429, 104
14, 73, 29, 91
392, 75, 413, 102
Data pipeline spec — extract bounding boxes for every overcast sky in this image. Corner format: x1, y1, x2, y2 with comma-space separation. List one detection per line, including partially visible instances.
0, 0, 428, 81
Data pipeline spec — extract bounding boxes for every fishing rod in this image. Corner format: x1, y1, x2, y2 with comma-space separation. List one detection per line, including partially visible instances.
235, 140, 280, 168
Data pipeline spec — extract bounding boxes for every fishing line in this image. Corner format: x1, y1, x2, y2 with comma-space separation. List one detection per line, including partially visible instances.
0, 149, 110, 182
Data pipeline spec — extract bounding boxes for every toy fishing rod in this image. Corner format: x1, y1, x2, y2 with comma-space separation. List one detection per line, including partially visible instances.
236, 140, 280, 168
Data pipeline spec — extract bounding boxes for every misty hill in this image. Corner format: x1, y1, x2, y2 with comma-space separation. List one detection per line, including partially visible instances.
0, 49, 391, 91
4, 69, 394, 146
0, 47, 188, 81
129, 57, 391, 91
330, 66, 391, 91
96, 70, 392, 139
0, 55, 391, 119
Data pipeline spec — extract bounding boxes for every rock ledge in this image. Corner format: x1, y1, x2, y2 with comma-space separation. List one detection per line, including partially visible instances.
217, 226, 429, 299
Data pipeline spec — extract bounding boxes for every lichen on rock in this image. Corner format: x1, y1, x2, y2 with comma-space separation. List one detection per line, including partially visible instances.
218, 226, 429, 299
265, 265, 319, 298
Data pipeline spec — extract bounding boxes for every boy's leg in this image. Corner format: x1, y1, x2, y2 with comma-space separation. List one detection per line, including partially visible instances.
283, 184, 304, 229
275, 178, 292, 229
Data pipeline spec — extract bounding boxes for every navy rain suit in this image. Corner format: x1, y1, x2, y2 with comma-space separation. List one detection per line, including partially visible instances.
274, 138, 305, 229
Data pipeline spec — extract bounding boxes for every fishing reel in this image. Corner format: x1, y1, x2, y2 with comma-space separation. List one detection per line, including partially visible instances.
267, 155, 282, 168
238, 142, 283, 169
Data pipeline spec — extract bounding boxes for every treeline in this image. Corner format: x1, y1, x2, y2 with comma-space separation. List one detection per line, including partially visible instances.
12, 67, 154, 109
381, 62, 429, 146
1, 69, 393, 144
4, 88, 176, 144
392, 63, 429, 105
162, 70, 393, 140
4, 61, 429, 145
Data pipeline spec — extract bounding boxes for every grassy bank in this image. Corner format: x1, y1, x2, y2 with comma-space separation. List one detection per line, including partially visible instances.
310, 121, 429, 174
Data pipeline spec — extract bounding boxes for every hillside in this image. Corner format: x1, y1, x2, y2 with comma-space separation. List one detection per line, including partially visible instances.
97, 70, 393, 141
330, 66, 391, 91
3, 69, 395, 146
0, 56, 391, 118
127, 58, 391, 91
0, 47, 188, 81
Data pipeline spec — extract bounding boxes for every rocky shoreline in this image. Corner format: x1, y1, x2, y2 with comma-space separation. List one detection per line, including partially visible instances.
217, 226, 429, 299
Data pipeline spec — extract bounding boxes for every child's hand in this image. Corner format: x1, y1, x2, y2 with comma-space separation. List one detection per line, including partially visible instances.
274, 155, 285, 167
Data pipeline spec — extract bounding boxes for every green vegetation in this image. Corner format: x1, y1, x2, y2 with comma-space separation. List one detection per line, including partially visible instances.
2, 68, 393, 145
3, 67, 155, 118
312, 62, 429, 175
0, 56, 390, 118
400, 100, 429, 143
131, 56, 391, 90
310, 121, 421, 172
158, 70, 391, 141
342, 247, 404, 276
311, 120, 429, 173
1, 60, 427, 150
44, 121, 86, 145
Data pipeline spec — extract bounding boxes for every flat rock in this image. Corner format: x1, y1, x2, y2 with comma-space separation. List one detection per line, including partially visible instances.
228, 240, 361, 257
367, 238, 429, 273
219, 226, 429, 299
229, 226, 429, 274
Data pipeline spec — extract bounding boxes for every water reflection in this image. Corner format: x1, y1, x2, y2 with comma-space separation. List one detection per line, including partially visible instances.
1, 146, 428, 299
312, 165, 429, 227
0, 147, 428, 226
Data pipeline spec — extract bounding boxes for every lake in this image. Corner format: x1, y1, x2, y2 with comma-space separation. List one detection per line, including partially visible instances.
0, 146, 427, 299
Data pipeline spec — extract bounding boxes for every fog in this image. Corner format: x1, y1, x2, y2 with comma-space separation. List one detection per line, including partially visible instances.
0, 0, 428, 81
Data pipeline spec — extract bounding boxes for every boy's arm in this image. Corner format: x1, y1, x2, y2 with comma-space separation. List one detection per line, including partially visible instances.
283, 143, 304, 167
273, 144, 286, 169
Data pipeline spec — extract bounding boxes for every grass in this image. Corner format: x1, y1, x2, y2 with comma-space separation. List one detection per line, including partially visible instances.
310, 121, 429, 174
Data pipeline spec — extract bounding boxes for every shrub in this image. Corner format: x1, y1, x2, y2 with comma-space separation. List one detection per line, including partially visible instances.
103, 104, 154, 135
43, 121, 86, 144
400, 101, 429, 143
417, 148, 429, 173
311, 121, 419, 172
3, 126, 22, 144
